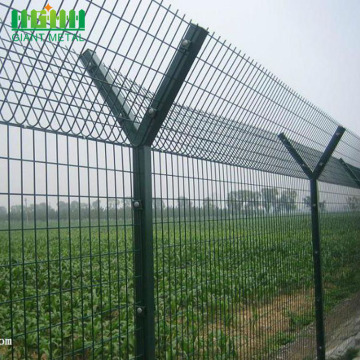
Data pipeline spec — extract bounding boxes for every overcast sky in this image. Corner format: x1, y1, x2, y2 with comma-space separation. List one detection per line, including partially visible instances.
167, 0, 360, 137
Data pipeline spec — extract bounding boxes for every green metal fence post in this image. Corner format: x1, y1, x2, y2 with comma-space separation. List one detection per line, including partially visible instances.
79, 24, 207, 359
134, 25, 208, 146
132, 145, 155, 359
278, 126, 345, 360
310, 177, 325, 359
131, 25, 207, 359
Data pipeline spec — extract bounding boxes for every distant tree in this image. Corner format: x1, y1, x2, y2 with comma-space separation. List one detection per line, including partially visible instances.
47, 203, 57, 220
91, 199, 105, 219
12, 203, 56, 222
278, 189, 297, 213
91, 200, 101, 211
70, 200, 80, 220
58, 201, 69, 220
80, 202, 89, 218
177, 196, 188, 208
227, 191, 239, 213
202, 197, 218, 216
261, 187, 278, 214
203, 197, 217, 215
347, 196, 360, 211
122, 199, 132, 208
303, 196, 311, 209
153, 198, 165, 215
121, 199, 132, 219
10, 205, 23, 221
107, 199, 119, 219
177, 196, 192, 217
303, 196, 326, 212
107, 198, 118, 210
245, 191, 261, 213
33, 203, 56, 221
227, 190, 260, 214
0, 206, 7, 222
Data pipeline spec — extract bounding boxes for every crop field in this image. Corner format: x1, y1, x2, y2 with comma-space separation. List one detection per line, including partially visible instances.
0, 212, 359, 359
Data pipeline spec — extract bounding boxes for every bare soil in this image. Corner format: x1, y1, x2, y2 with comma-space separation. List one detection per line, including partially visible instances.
275, 291, 360, 360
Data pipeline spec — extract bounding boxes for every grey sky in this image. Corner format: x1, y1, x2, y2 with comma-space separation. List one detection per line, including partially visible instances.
168, 0, 360, 136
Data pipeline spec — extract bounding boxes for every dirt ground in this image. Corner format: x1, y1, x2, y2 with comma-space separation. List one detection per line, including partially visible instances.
274, 291, 360, 360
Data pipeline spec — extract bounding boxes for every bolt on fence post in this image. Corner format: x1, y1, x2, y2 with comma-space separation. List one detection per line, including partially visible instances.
278, 126, 345, 360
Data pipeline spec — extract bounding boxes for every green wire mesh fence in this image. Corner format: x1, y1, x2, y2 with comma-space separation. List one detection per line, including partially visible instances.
0, 0, 360, 359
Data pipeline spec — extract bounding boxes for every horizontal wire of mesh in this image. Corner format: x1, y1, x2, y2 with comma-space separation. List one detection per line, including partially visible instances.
0, 123, 136, 359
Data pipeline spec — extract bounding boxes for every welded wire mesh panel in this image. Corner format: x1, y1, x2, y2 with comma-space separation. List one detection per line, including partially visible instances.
0, 123, 135, 359
152, 150, 318, 359
318, 182, 360, 358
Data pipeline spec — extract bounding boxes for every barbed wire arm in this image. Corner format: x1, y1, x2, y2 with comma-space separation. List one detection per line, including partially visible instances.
278, 133, 313, 178
79, 50, 138, 143
312, 126, 345, 179
79, 24, 208, 147
136, 24, 208, 146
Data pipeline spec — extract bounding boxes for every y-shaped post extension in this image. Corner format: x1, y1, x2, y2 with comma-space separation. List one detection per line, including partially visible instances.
278, 126, 345, 360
